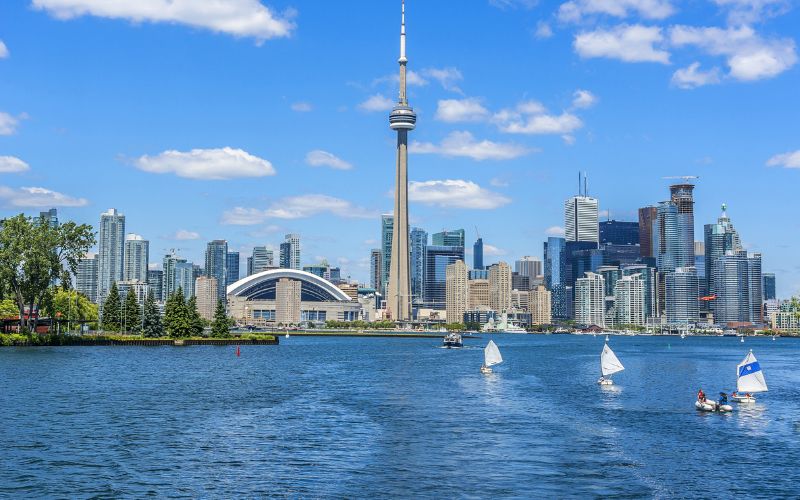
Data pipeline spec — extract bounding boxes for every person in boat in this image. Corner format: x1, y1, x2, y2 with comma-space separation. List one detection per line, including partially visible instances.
719, 392, 728, 405
697, 389, 706, 402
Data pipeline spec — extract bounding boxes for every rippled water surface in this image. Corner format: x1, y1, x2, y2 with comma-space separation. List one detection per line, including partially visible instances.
2, 335, 800, 498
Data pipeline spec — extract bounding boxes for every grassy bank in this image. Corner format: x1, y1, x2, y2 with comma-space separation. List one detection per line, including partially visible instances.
0, 333, 277, 346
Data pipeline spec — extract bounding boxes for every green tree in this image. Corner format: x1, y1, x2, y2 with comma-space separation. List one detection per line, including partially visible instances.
123, 288, 141, 333
164, 288, 192, 338
211, 301, 231, 338
44, 288, 98, 332
141, 289, 163, 338
0, 299, 18, 318
0, 214, 95, 332
187, 295, 205, 337
101, 282, 122, 332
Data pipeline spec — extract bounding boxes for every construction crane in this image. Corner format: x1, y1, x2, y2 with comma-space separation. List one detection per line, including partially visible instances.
662, 175, 700, 183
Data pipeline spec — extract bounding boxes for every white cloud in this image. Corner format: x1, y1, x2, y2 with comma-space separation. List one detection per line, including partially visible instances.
490, 177, 510, 187
671, 62, 722, 89
434, 98, 490, 123
374, 69, 428, 87
0, 186, 88, 208
712, 0, 790, 25
222, 194, 375, 224
0, 156, 30, 173
490, 0, 538, 9
558, 0, 675, 22
422, 67, 464, 93
410, 131, 531, 161
408, 179, 511, 209
766, 150, 800, 169
493, 101, 584, 135
291, 102, 312, 112
670, 25, 797, 81
545, 226, 566, 236
133, 147, 275, 180
358, 94, 395, 112
32, 0, 294, 42
574, 24, 670, 63
170, 229, 200, 240
535, 22, 554, 39
483, 243, 508, 256
0, 41, 8, 58
562, 134, 577, 145
0, 112, 20, 135
572, 89, 598, 109
305, 150, 353, 170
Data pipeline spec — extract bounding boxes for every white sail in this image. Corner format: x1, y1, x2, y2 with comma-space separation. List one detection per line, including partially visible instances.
484, 340, 503, 367
737, 350, 768, 393
601, 344, 624, 377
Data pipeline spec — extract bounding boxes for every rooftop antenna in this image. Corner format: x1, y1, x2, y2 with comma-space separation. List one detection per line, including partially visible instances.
584, 172, 589, 197
475, 225, 481, 239
577, 172, 581, 196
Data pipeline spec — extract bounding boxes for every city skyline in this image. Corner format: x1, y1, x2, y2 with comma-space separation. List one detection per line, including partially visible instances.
0, 1, 798, 296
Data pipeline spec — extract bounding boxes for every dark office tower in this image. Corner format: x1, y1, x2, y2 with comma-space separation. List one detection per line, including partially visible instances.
473, 237, 484, 270
205, 240, 227, 302
410, 227, 428, 305
226, 251, 240, 287
638, 206, 658, 259
763, 273, 776, 301
599, 220, 639, 246
669, 184, 696, 269
423, 244, 464, 309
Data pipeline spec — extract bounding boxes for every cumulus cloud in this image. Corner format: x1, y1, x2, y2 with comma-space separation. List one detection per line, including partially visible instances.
358, 94, 395, 112
575, 24, 670, 63
305, 150, 353, 170
671, 62, 722, 88
222, 194, 375, 225
133, 147, 275, 180
0, 156, 30, 173
0, 41, 8, 58
490, 0, 538, 9
434, 98, 490, 123
291, 102, 312, 112
766, 150, 800, 169
712, 0, 790, 25
410, 131, 531, 161
0, 186, 88, 208
32, 0, 295, 42
422, 67, 464, 93
558, 0, 675, 22
0, 112, 21, 135
493, 101, 584, 135
535, 22, 554, 39
545, 226, 566, 236
408, 179, 511, 209
483, 243, 508, 256
669, 25, 797, 81
572, 89, 598, 109
374, 69, 428, 87
169, 229, 200, 240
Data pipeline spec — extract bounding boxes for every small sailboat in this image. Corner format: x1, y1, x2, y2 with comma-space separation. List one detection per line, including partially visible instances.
604, 334, 610, 342
732, 350, 767, 403
598, 343, 624, 385
481, 340, 503, 374
740, 335, 744, 343
285, 332, 290, 338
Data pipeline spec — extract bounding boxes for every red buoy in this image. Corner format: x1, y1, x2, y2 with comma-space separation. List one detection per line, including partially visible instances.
236, 345, 240, 357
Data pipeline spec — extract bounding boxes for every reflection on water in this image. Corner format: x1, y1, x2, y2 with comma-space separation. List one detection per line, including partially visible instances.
1, 336, 799, 497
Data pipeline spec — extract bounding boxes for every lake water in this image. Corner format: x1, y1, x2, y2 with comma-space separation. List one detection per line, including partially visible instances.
1, 335, 799, 498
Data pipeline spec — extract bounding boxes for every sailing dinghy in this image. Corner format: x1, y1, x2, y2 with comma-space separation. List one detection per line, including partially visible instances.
598, 343, 624, 385
481, 340, 503, 374
732, 350, 767, 403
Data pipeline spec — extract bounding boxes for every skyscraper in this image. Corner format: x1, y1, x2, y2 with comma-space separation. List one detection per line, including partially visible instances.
386, 0, 416, 321
226, 251, 240, 286
432, 229, 465, 247
489, 262, 512, 313
370, 248, 383, 293
565, 196, 599, 243
665, 267, 699, 325
713, 251, 763, 326
39, 208, 58, 228
638, 206, 658, 258
205, 240, 228, 302
249, 246, 274, 275
704, 204, 742, 307
529, 286, 552, 325
614, 274, 645, 326
473, 237, 484, 270
147, 269, 163, 302
515, 256, 542, 283
279, 234, 301, 270
381, 214, 393, 296
410, 227, 427, 305
76, 252, 98, 303
655, 201, 678, 273
763, 273, 776, 301
162, 252, 187, 300
669, 183, 696, 269
445, 260, 468, 324
195, 276, 218, 321
174, 261, 195, 299
423, 245, 464, 310
123, 233, 149, 283
575, 272, 605, 327
599, 220, 639, 246
544, 237, 566, 290
97, 208, 125, 304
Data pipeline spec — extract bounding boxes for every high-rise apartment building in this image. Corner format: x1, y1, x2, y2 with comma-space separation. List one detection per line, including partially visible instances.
622, 264, 658, 320
665, 267, 699, 324
530, 285, 552, 325
249, 246, 274, 275
226, 251, 240, 287
205, 240, 228, 303
147, 269, 163, 302
195, 276, 218, 321
704, 204, 742, 310
123, 234, 149, 283
410, 227, 427, 305
445, 260, 468, 324
670, 183, 696, 268
174, 261, 195, 299
76, 253, 98, 303
276, 278, 301, 325
638, 206, 658, 258
468, 278, 490, 310
473, 237, 484, 270
515, 256, 542, 283
575, 272, 605, 327
162, 252, 187, 300
278, 234, 301, 271
97, 208, 125, 304
614, 274, 645, 326
713, 251, 763, 326
489, 262, 512, 313
565, 195, 599, 243
370, 248, 382, 293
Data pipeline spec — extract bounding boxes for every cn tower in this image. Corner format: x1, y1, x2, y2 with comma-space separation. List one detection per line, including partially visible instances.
387, 0, 416, 322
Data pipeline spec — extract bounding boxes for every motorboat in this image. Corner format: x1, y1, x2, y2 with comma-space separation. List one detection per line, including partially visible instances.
481, 340, 503, 374
442, 332, 463, 349
695, 398, 733, 413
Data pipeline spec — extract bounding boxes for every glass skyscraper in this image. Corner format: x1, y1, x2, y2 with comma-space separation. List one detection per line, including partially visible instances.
423, 244, 464, 309
205, 240, 228, 302
665, 267, 699, 325
565, 195, 599, 243
410, 227, 427, 306
432, 229, 465, 247
279, 233, 301, 270
599, 220, 639, 246
123, 234, 149, 283
473, 237, 484, 270
381, 214, 393, 296
226, 251, 240, 287
76, 253, 98, 303
97, 208, 125, 305
713, 251, 762, 326
763, 273, 776, 301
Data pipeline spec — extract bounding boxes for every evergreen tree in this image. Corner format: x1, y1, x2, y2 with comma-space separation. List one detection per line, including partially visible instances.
101, 282, 122, 332
211, 301, 231, 338
187, 295, 205, 337
141, 288, 163, 338
123, 288, 141, 333
164, 288, 190, 338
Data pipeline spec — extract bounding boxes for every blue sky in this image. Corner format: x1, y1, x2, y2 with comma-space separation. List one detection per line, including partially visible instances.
0, 0, 798, 296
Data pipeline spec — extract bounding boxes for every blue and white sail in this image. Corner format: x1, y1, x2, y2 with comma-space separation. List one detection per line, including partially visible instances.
737, 350, 768, 393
